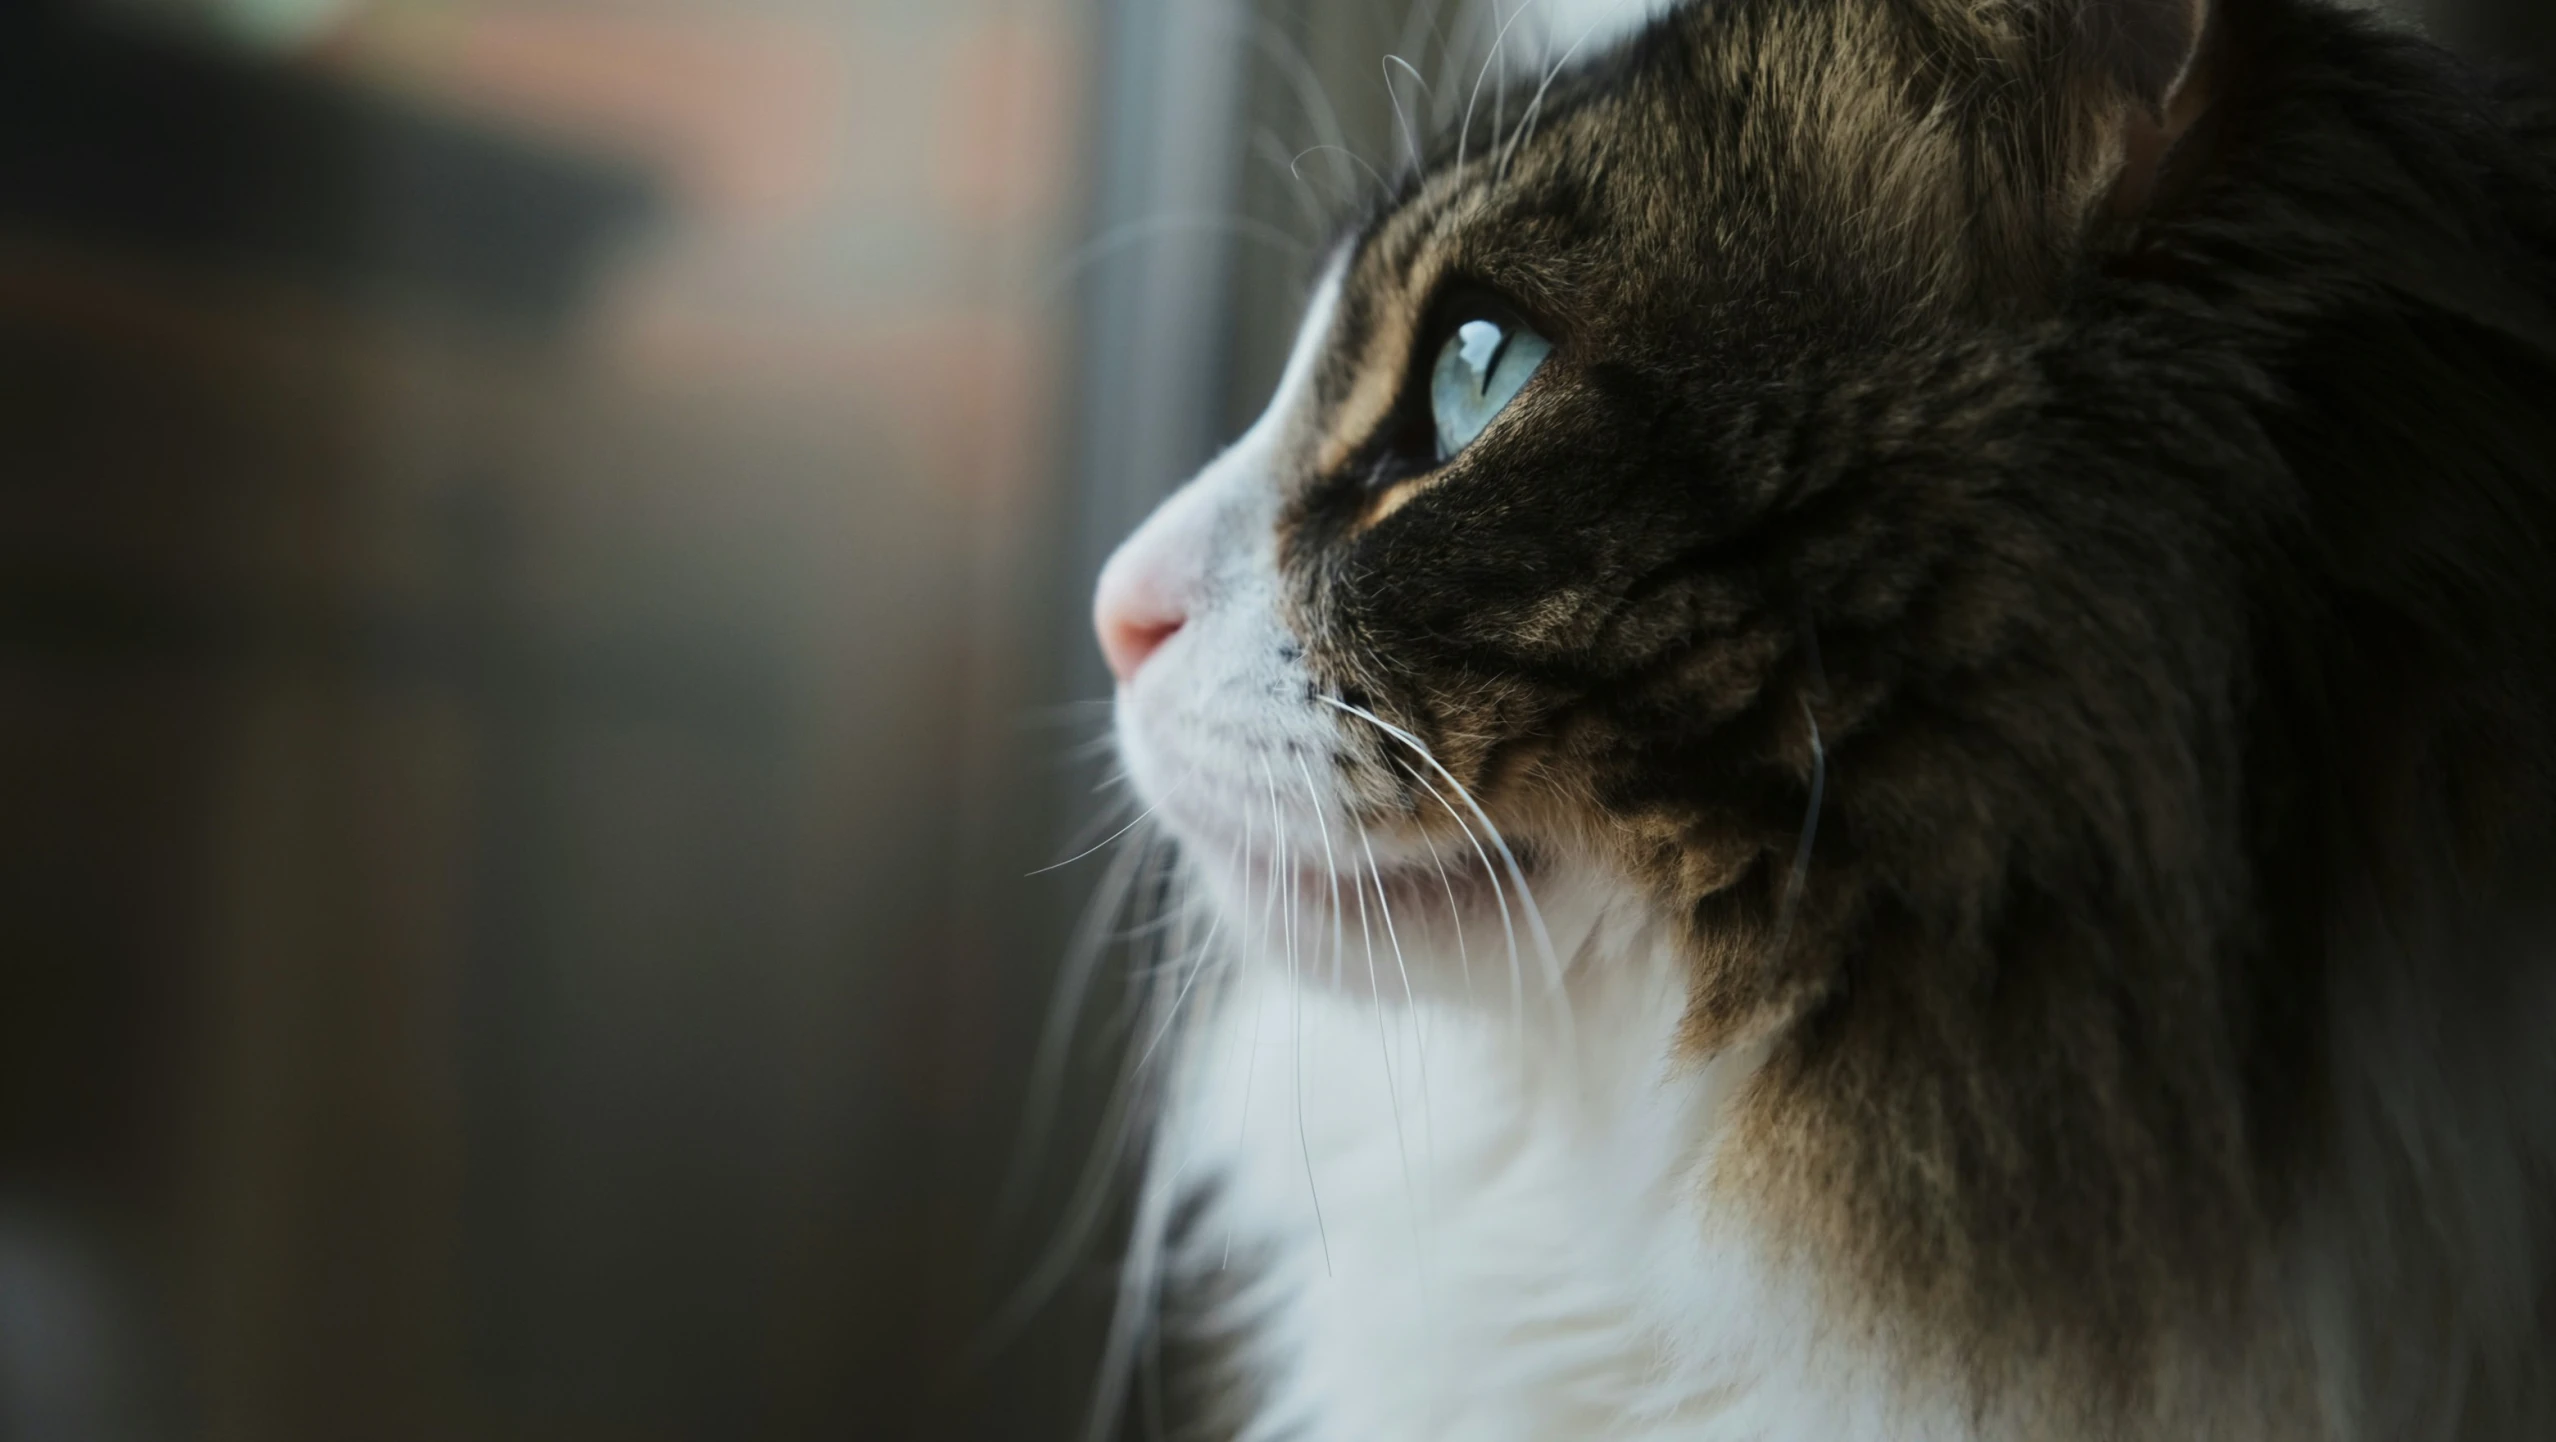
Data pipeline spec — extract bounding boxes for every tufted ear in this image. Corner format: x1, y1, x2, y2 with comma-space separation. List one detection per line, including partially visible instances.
1917, 0, 2223, 227
2077, 0, 2221, 218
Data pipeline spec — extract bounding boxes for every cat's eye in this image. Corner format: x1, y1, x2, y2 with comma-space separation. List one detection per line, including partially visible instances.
1427, 310, 1552, 463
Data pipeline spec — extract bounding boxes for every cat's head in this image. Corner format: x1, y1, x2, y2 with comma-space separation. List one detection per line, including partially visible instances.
1102, 0, 2244, 1040
1096, 0, 2556, 1400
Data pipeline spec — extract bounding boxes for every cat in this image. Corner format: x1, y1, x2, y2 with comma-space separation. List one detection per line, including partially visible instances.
1089, 0, 2556, 1436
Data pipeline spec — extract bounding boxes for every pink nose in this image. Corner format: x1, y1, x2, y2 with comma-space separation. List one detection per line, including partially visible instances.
1094, 550, 1187, 684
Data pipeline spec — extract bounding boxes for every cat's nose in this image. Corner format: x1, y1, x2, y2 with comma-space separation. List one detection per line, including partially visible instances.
1094, 531, 1190, 684
1097, 472, 1222, 683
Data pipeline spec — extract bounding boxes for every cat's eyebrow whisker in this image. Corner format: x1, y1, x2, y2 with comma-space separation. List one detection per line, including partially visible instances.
1458, 0, 1540, 176
1383, 55, 1430, 178
1287, 144, 1388, 208
1392, 0, 1455, 119
1036, 211, 1311, 300
1241, 130, 1328, 244
1500, 0, 1640, 180
1252, 17, 1368, 203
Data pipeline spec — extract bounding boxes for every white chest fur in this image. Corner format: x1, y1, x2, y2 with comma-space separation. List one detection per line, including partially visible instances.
1154, 925, 1963, 1442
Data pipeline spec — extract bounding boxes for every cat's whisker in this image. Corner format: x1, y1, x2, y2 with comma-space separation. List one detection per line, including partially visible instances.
1359, 817, 1439, 1272
995, 808, 1156, 1239
1029, 798, 1161, 877
1119, 828, 1180, 1041
1106, 850, 1208, 1442
1266, 755, 1329, 1276
973, 989, 1147, 1372
1057, 731, 1122, 766
1252, 18, 1368, 203
1250, 129, 1337, 242
1228, 759, 1287, 1271
1036, 211, 1311, 301
1290, 143, 1389, 204
1385, 0, 1457, 169
1330, 696, 1571, 1060
1331, 788, 1424, 1289
1410, 805, 1476, 1008
1396, 754, 1526, 1056
1085, 1090, 1183, 1442
1132, 866, 1227, 1074
982, 829, 1179, 1391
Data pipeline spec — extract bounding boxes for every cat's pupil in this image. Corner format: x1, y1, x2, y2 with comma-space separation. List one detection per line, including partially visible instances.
1429, 311, 1552, 464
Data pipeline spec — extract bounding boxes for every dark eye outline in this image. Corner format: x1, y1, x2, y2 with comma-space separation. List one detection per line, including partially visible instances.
1358, 282, 1557, 493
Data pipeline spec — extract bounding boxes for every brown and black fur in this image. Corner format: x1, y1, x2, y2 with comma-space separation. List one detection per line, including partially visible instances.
1251, 0, 2556, 1430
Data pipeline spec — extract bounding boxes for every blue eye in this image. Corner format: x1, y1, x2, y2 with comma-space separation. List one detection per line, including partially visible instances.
1429, 313, 1552, 462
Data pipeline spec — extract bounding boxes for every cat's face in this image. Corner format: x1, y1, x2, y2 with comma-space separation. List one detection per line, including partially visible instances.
1099, 0, 2224, 1034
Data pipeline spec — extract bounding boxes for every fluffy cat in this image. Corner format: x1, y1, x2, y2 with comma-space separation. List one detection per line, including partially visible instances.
1090, 0, 2556, 1436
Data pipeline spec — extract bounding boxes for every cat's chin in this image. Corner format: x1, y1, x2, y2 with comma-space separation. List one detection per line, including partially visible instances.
1172, 822, 1513, 923
1160, 812, 1606, 1005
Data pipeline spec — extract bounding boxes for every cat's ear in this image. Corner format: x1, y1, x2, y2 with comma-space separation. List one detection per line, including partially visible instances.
2066, 0, 2221, 220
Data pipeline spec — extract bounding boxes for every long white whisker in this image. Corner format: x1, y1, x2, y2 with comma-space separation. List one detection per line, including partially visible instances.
1327, 777, 1422, 1282
1396, 754, 1525, 1055
995, 825, 1153, 1236
1229, 759, 1286, 1269
1266, 754, 1329, 1274
975, 986, 1148, 1368
1411, 812, 1474, 1007
1083, 1105, 1183, 1442
1333, 696, 1566, 1010
1358, 819, 1437, 1263
1132, 887, 1226, 1074
1297, 756, 1349, 993
1028, 801, 1161, 876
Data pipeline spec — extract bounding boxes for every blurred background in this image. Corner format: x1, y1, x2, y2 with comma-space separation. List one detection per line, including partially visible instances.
0, 0, 2542, 1438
